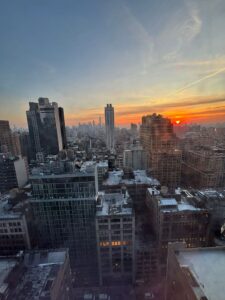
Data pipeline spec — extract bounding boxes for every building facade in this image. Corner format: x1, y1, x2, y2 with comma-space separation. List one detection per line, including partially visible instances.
95, 191, 135, 285
146, 188, 210, 275
182, 146, 225, 188
0, 154, 28, 193
166, 242, 225, 300
123, 145, 147, 170
0, 120, 15, 154
26, 98, 66, 159
0, 197, 31, 256
0, 249, 72, 300
29, 167, 98, 286
140, 114, 181, 188
105, 104, 115, 151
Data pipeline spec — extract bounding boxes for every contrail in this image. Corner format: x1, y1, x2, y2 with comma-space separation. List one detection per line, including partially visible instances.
176, 66, 225, 94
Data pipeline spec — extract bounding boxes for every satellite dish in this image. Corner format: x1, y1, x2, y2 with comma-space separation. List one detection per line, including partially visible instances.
161, 186, 168, 195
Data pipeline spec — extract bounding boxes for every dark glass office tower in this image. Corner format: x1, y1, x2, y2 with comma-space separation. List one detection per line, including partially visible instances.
26, 102, 43, 160
29, 167, 98, 286
26, 98, 65, 158
0, 120, 15, 154
58, 107, 67, 149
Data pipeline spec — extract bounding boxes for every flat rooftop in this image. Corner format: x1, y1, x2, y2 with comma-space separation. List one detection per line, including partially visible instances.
103, 169, 159, 186
159, 197, 200, 212
148, 188, 203, 212
30, 170, 95, 179
0, 258, 17, 294
176, 247, 225, 300
0, 198, 23, 220
96, 192, 133, 217
0, 249, 67, 300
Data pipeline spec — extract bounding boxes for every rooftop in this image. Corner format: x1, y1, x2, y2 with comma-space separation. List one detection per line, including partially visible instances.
96, 191, 133, 217
148, 188, 202, 212
176, 246, 225, 300
103, 169, 159, 186
0, 249, 68, 300
30, 160, 97, 178
96, 161, 108, 168
0, 198, 23, 219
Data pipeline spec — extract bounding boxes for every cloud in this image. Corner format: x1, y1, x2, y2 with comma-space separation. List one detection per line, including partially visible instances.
175, 66, 225, 94
162, 4, 202, 62
180, 7, 202, 42
65, 95, 225, 125
113, 96, 225, 116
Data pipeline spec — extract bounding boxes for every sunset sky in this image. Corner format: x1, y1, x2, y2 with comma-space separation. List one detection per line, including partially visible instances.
0, 0, 225, 127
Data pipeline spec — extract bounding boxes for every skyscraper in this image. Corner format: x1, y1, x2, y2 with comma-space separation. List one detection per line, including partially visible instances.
38, 98, 63, 154
26, 98, 66, 158
29, 163, 98, 286
58, 106, 67, 149
140, 114, 181, 188
0, 120, 15, 154
26, 102, 43, 159
104, 104, 114, 151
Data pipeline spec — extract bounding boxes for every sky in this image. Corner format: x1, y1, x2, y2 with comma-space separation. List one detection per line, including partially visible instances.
0, 0, 225, 127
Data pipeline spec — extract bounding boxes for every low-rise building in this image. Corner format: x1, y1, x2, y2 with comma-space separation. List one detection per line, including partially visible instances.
182, 146, 225, 188
0, 195, 31, 256
0, 154, 28, 193
146, 188, 210, 275
0, 249, 72, 300
102, 169, 159, 212
166, 242, 225, 300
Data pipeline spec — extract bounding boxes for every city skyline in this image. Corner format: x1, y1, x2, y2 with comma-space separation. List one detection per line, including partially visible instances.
1, 0, 225, 127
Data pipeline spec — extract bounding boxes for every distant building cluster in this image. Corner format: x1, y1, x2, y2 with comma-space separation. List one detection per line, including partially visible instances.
1, 102, 225, 299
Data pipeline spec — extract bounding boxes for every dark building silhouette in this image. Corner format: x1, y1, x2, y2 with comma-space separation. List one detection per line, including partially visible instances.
0, 154, 28, 193
0, 249, 72, 300
58, 106, 67, 149
26, 98, 66, 159
166, 242, 225, 300
0, 120, 15, 154
29, 163, 98, 286
105, 104, 115, 151
26, 102, 42, 159
19, 131, 32, 162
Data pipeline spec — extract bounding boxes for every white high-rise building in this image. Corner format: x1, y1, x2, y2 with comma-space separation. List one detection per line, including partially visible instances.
123, 145, 147, 170
104, 104, 114, 151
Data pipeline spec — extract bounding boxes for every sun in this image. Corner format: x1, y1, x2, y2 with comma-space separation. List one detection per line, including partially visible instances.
175, 120, 181, 125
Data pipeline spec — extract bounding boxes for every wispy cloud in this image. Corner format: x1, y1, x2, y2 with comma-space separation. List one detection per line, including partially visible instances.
65, 95, 225, 125
175, 66, 225, 94
162, 4, 202, 62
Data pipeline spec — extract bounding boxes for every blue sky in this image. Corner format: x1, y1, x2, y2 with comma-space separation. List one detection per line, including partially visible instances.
0, 0, 225, 126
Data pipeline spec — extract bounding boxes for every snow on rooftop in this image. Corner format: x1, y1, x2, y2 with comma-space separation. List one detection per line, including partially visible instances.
104, 169, 159, 186
147, 187, 161, 196
160, 198, 177, 207
159, 197, 200, 212
177, 248, 225, 300
97, 161, 108, 167
96, 192, 132, 217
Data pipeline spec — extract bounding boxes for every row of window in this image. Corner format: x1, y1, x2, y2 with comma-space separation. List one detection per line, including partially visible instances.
0, 222, 21, 227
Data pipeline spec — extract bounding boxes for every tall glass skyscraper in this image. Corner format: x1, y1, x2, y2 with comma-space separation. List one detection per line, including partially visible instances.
104, 104, 115, 151
29, 167, 98, 286
26, 98, 67, 158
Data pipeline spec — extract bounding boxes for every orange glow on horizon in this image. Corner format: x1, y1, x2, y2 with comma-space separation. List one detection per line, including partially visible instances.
63, 95, 225, 126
